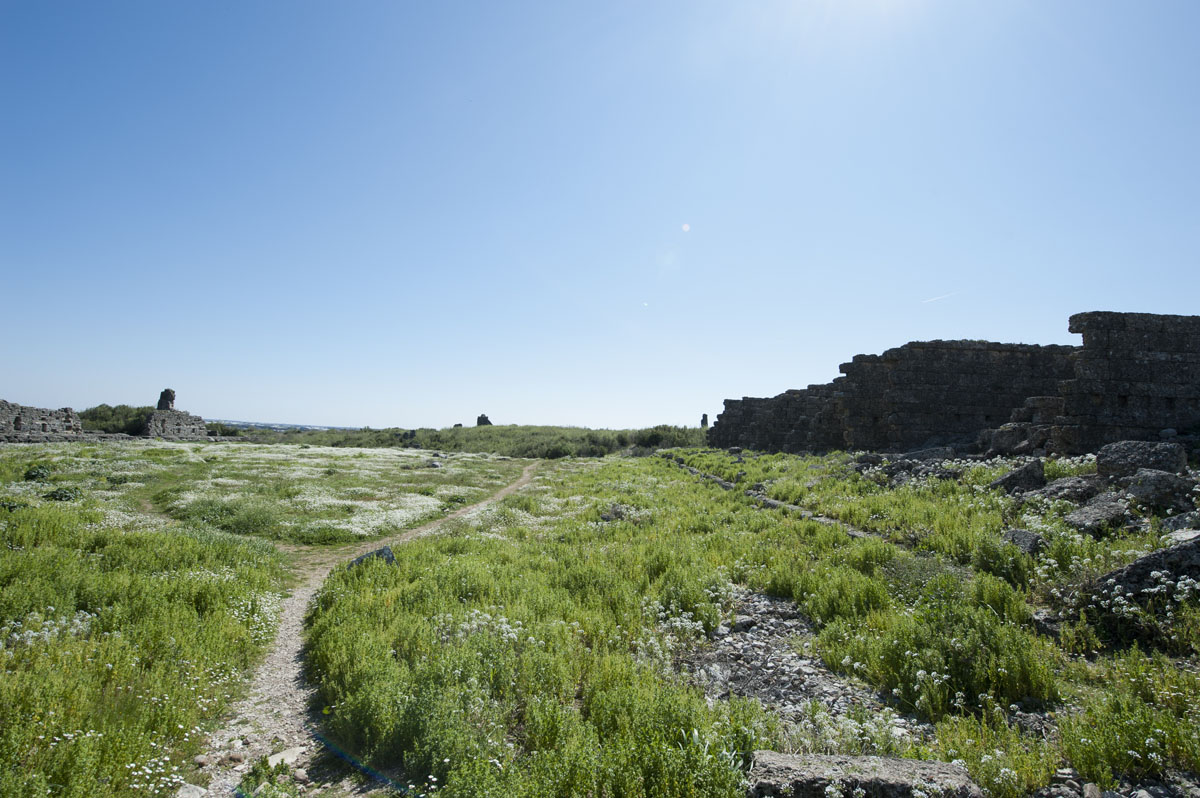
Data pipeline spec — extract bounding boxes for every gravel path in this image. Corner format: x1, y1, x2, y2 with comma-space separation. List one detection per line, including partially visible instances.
195, 462, 540, 796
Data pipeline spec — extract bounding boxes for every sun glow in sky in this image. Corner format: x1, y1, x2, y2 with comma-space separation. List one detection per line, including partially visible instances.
2, 2, 1198, 428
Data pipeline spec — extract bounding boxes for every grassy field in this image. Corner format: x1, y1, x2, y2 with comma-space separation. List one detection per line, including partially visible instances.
0, 444, 289, 797
3, 440, 1198, 797
245, 423, 706, 459
305, 450, 1200, 798
0, 441, 526, 797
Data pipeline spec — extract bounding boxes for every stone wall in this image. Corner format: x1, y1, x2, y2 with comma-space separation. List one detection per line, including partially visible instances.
836, 341, 1076, 451
0, 400, 82, 436
709, 340, 1075, 453
144, 409, 208, 439
1, 390, 212, 443
709, 311, 1200, 455
1053, 312, 1200, 452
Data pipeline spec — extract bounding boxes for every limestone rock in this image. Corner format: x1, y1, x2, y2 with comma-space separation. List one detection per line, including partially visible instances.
267, 746, 305, 767
745, 751, 983, 798
1064, 492, 1129, 537
1096, 441, 1188, 479
176, 785, 207, 798
1164, 511, 1200, 532
989, 460, 1046, 494
1092, 537, 1200, 601
1120, 469, 1197, 514
157, 388, 176, 410
1027, 475, 1107, 504
1003, 528, 1046, 556
348, 547, 395, 569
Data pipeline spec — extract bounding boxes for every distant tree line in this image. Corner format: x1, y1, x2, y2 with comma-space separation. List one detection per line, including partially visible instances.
247, 423, 705, 458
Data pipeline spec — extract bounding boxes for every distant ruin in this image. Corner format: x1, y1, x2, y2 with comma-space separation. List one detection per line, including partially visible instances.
1, 389, 210, 443
709, 311, 1200, 456
0, 401, 83, 438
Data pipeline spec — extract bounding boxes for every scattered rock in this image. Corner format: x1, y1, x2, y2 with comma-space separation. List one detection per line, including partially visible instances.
680, 590, 927, 740
745, 751, 983, 798
348, 546, 395, 569
176, 785, 208, 798
1091, 537, 1200, 602
1027, 475, 1107, 504
989, 460, 1046, 494
902, 446, 957, 461
267, 746, 305, 767
1165, 530, 1200, 546
730, 615, 757, 633
1164, 511, 1200, 532
1083, 784, 1102, 798
1002, 528, 1046, 556
1120, 469, 1197, 514
1064, 492, 1129, 537
1096, 441, 1187, 479
293, 768, 309, 784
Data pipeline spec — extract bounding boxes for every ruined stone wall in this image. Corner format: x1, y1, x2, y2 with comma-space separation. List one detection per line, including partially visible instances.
710, 311, 1200, 456
709, 341, 1075, 453
1053, 312, 1200, 452
0, 400, 82, 435
144, 409, 208, 439
836, 341, 1076, 451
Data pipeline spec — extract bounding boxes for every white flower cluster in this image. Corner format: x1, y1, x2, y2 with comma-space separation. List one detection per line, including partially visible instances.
0, 608, 96, 651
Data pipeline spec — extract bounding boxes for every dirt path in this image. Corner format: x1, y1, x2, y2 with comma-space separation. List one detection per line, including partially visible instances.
197, 462, 539, 796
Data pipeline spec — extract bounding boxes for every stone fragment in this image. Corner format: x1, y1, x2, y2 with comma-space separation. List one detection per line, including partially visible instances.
1064, 493, 1129, 537
1120, 469, 1197, 514
1096, 440, 1187, 479
1083, 784, 1101, 798
267, 746, 305, 767
1092, 537, 1200, 603
745, 751, 983, 798
903, 446, 957, 461
293, 768, 309, 783
1164, 511, 1200, 532
989, 460, 1046, 494
1028, 475, 1107, 504
1002, 528, 1046, 556
176, 785, 208, 798
348, 547, 395, 569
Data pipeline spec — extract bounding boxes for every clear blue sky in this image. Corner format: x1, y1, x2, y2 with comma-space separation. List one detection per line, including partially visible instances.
3, 1, 1197, 428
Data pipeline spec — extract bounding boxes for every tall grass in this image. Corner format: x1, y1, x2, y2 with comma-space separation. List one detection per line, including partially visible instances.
0, 499, 286, 797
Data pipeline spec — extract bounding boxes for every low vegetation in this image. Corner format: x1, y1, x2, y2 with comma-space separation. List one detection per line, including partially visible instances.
0, 447, 287, 798
78, 404, 155, 435
3, 439, 1197, 797
246, 423, 705, 458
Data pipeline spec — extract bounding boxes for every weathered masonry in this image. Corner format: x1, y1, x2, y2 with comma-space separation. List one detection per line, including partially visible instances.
0, 400, 83, 436
708, 311, 1200, 456
1, 389, 210, 443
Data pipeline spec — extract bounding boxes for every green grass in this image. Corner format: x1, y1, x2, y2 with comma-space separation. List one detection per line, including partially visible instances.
246, 423, 706, 458
0, 495, 287, 797
4, 440, 1198, 796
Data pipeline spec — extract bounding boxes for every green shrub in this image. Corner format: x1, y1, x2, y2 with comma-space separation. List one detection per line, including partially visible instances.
1060, 649, 1200, 786
42, 486, 83, 502
23, 464, 51, 481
